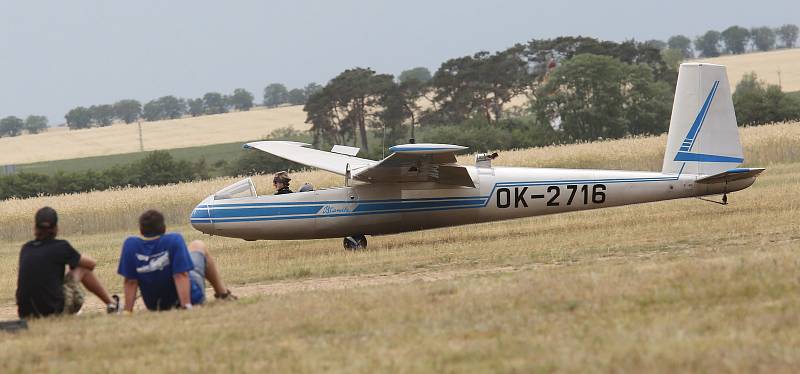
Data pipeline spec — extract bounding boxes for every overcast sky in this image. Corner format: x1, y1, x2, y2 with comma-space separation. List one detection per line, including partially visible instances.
1, 0, 798, 125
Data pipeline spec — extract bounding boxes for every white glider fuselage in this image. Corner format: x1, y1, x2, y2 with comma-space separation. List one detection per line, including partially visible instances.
190, 166, 756, 240
190, 63, 764, 243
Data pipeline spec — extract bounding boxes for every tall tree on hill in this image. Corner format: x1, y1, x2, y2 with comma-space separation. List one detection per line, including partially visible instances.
733, 72, 800, 125
229, 88, 255, 111
263, 83, 289, 107
776, 24, 799, 48
65, 107, 93, 129
157, 96, 185, 119
113, 99, 142, 124
694, 30, 722, 57
90, 104, 115, 126
142, 99, 164, 121
203, 92, 228, 114
303, 68, 396, 151
430, 45, 530, 124
187, 98, 204, 117
24, 115, 48, 134
721, 26, 750, 54
0, 116, 24, 137
287, 88, 306, 105
668, 35, 693, 58
524, 37, 672, 85
750, 27, 776, 51
398, 67, 432, 83
533, 54, 672, 141
643, 39, 666, 50
303, 82, 322, 98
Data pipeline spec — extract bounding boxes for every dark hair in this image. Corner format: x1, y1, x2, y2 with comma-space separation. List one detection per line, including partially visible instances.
139, 210, 166, 237
34, 207, 58, 241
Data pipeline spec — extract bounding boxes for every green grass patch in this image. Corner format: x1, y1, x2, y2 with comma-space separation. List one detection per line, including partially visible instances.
16, 142, 249, 177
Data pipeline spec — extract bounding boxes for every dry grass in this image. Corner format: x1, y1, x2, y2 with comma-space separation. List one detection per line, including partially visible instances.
0, 105, 309, 165
1, 121, 797, 244
0, 123, 798, 372
0, 163, 797, 372
696, 48, 800, 91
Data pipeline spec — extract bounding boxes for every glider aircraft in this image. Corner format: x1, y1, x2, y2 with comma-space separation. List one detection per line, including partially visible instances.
191, 63, 764, 249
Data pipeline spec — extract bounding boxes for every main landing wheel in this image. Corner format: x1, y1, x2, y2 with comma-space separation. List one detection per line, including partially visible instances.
343, 235, 367, 250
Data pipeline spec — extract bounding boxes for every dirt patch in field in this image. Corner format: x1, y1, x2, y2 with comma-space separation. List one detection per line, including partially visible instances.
0, 266, 520, 320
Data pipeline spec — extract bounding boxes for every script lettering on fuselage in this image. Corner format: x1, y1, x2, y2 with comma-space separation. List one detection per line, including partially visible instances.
496, 184, 607, 208
320, 205, 354, 215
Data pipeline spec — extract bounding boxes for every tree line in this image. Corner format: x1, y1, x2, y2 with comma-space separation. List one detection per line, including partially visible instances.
0, 151, 207, 200
61, 82, 321, 131
303, 36, 676, 154
662, 23, 798, 59
0, 115, 48, 137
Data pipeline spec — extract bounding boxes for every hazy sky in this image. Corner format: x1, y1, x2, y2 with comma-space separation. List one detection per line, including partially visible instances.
1, 0, 798, 125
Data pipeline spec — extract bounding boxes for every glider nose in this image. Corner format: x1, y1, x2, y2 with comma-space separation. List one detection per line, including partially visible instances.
190, 195, 214, 234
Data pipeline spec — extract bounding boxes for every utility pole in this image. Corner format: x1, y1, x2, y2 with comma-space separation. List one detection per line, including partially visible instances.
138, 120, 144, 152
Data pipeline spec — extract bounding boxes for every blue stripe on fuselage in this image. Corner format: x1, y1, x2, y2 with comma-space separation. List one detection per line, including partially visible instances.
191, 175, 680, 223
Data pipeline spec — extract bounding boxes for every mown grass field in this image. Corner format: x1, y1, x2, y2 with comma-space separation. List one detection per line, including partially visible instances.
697, 48, 800, 91
0, 122, 798, 372
0, 105, 308, 166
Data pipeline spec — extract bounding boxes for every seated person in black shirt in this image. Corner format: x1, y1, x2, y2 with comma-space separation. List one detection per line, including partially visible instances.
16, 207, 119, 318
273, 171, 293, 195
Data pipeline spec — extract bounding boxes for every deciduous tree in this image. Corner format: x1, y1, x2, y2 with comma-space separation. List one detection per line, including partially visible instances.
750, 27, 776, 51
24, 115, 48, 134
187, 98, 204, 117
229, 88, 255, 111
721, 26, 750, 54
287, 88, 306, 105
398, 67, 432, 83
113, 99, 141, 124
776, 24, 798, 48
90, 104, 115, 126
203, 92, 228, 114
667, 35, 693, 58
263, 83, 289, 107
65, 107, 93, 129
0, 116, 24, 137
694, 30, 721, 57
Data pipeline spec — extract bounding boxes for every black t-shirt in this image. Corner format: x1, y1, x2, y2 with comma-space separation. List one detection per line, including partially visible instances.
275, 187, 293, 195
16, 239, 81, 318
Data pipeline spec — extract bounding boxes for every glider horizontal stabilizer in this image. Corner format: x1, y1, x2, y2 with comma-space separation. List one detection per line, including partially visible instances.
696, 168, 765, 184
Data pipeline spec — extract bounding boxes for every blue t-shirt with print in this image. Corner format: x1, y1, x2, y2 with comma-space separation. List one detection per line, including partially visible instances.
117, 233, 203, 310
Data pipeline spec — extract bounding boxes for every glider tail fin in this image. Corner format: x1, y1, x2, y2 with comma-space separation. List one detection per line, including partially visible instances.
662, 63, 743, 176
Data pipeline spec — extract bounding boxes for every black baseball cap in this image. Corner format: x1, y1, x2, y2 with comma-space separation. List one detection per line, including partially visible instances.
35, 207, 58, 229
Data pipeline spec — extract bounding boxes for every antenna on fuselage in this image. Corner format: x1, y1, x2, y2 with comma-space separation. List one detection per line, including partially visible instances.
345, 163, 351, 187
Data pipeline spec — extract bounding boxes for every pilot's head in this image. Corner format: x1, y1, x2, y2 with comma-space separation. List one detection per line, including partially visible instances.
273, 171, 291, 190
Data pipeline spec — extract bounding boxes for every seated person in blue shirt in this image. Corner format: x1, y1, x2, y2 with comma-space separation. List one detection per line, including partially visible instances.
117, 210, 236, 312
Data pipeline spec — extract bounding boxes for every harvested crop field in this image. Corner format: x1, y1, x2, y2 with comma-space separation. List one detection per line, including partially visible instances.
0, 122, 798, 372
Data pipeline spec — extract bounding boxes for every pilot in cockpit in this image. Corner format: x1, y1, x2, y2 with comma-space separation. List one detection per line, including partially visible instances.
273, 171, 293, 195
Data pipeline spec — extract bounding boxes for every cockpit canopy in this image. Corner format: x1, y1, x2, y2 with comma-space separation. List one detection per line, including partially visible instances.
214, 178, 257, 200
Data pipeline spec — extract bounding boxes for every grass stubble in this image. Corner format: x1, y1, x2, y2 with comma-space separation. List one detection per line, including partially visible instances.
0, 122, 798, 372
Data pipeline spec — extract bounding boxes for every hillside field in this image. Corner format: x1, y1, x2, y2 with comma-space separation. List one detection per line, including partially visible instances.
0, 122, 798, 372
16, 141, 246, 177
697, 48, 800, 91
0, 105, 308, 166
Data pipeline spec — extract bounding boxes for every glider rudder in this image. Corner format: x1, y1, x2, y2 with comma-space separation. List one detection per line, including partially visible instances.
662, 63, 744, 176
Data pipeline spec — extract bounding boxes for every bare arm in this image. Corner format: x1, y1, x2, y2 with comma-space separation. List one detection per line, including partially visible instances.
77, 255, 97, 271
123, 278, 138, 312
173, 272, 191, 308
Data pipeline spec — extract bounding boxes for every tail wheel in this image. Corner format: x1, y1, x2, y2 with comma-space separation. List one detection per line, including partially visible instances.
343, 235, 367, 250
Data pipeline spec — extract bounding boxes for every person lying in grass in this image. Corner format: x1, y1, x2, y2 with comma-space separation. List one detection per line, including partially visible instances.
118, 209, 236, 312
16, 207, 120, 318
